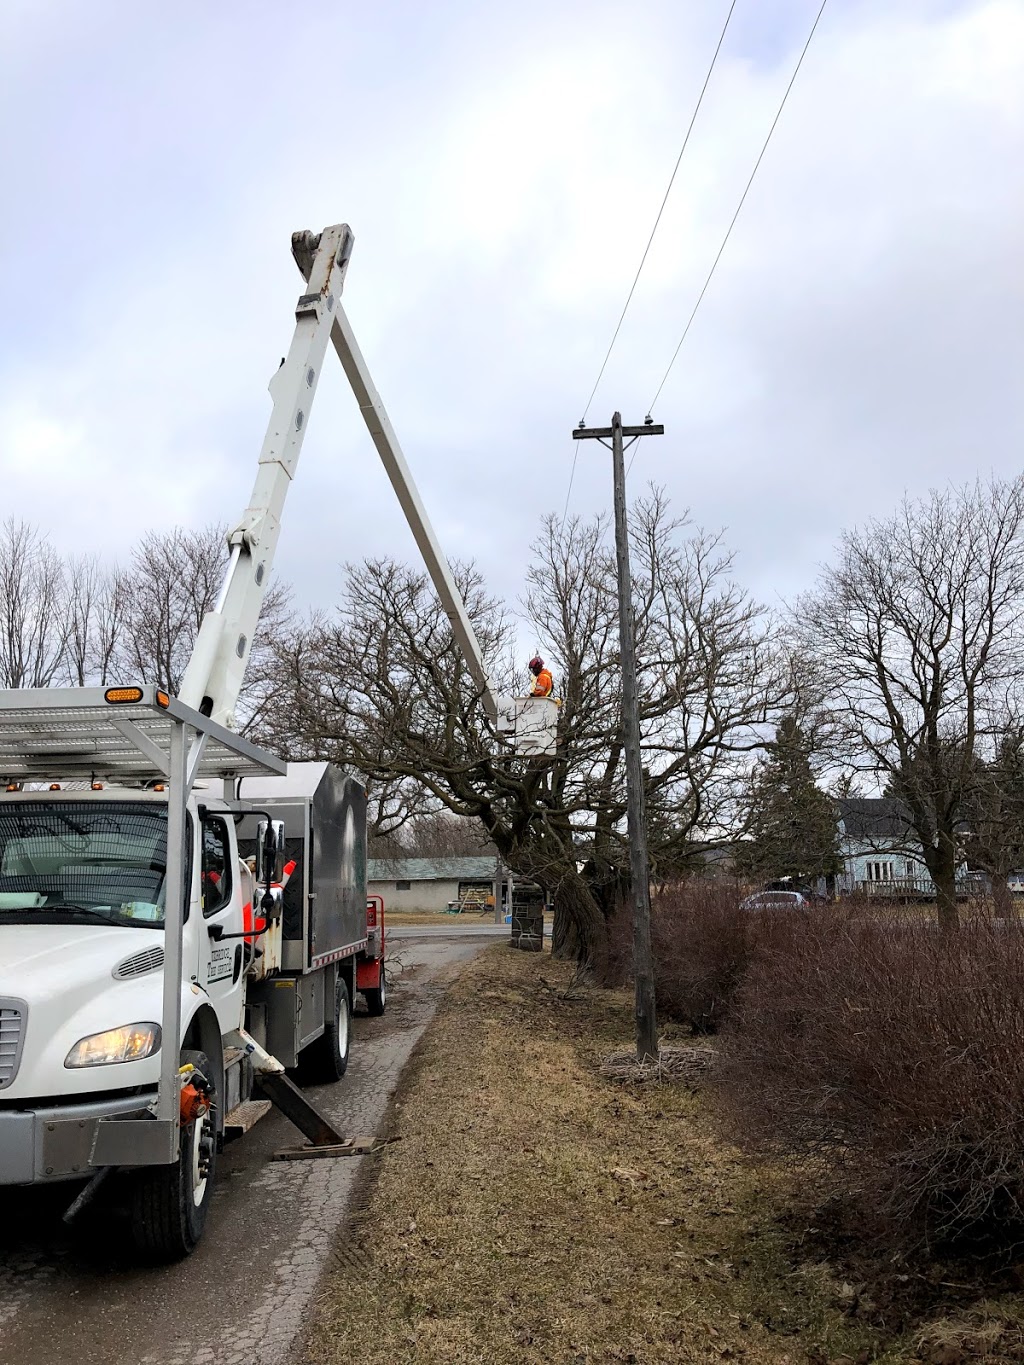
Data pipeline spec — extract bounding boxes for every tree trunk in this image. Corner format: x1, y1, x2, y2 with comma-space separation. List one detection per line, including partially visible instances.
932, 865, 960, 930
551, 871, 608, 974
992, 872, 1016, 920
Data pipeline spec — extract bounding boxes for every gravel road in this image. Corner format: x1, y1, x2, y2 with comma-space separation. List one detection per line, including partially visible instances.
0, 933, 485, 1365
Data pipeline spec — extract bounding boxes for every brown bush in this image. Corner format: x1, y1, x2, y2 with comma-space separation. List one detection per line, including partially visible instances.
717, 908, 1024, 1245
607, 881, 752, 1033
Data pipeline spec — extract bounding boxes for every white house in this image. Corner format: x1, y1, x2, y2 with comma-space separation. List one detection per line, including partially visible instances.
836, 798, 932, 895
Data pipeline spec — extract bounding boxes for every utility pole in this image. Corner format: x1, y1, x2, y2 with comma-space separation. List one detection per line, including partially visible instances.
572, 411, 664, 1061
493, 856, 503, 925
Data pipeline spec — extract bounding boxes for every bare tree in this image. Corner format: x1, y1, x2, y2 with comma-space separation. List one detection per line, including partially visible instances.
403, 810, 497, 858
0, 520, 290, 725
261, 493, 782, 968
114, 524, 291, 721
63, 555, 129, 686
796, 477, 1024, 928
115, 526, 229, 692
368, 809, 496, 860
0, 519, 70, 688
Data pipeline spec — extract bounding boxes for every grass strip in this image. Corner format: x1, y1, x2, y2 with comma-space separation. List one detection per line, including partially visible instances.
305, 946, 933, 1364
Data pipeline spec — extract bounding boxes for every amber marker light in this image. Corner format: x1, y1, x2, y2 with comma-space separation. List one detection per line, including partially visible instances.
155, 690, 170, 709
105, 686, 144, 704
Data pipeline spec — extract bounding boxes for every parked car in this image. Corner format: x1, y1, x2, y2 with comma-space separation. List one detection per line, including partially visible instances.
739, 890, 809, 911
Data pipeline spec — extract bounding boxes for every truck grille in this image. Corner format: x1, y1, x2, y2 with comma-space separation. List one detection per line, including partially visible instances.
0, 1001, 25, 1090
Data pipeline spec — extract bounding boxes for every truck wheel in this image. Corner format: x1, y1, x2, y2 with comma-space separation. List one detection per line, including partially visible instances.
364, 961, 387, 1017
303, 974, 351, 1083
129, 1048, 219, 1261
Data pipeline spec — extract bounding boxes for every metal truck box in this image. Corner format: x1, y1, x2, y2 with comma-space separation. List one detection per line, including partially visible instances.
237, 762, 367, 973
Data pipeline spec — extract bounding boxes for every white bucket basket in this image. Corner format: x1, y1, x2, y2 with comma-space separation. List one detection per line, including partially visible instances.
503, 696, 559, 757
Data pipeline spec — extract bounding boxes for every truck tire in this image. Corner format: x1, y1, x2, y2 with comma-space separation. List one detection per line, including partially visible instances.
129, 1048, 219, 1261
302, 974, 351, 1082
364, 961, 387, 1017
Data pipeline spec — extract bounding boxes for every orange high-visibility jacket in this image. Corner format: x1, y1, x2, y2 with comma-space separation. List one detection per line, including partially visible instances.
530, 669, 553, 698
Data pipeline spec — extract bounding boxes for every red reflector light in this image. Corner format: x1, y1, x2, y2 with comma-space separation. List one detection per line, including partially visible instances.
49, 783, 61, 791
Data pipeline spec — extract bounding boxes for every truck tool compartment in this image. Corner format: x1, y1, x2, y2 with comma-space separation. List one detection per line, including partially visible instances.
237, 762, 367, 972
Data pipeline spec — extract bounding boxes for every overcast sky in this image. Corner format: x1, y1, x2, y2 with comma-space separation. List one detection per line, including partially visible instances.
1, 0, 1021, 642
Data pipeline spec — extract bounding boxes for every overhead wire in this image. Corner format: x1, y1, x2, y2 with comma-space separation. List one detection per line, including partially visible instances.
561, 439, 580, 527
631, 0, 830, 476
561, 0, 740, 529
578, 0, 739, 429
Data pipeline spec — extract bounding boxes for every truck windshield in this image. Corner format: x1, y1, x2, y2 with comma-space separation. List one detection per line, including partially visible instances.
0, 801, 174, 928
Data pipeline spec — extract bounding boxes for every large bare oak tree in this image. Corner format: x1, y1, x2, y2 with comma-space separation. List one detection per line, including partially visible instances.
796, 477, 1024, 928
261, 492, 782, 967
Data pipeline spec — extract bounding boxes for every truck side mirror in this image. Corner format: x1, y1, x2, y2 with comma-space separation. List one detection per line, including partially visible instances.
255, 818, 286, 886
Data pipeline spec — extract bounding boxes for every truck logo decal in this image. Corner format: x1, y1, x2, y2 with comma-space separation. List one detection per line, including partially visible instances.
207, 944, 233, 984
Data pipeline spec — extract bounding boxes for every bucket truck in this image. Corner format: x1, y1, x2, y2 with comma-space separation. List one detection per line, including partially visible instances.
0, 223, 550, 1260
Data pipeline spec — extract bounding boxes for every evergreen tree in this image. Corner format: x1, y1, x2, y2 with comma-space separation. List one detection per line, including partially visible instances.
962, 725, 1024, 917
737, 716, 841, 885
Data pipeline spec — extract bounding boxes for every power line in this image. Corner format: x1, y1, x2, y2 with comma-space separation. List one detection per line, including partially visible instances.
638, 0, 830, 455
560, 439, 581, 529
578, 0, 739, 430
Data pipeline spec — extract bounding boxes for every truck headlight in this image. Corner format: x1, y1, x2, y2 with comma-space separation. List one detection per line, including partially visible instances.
64, 1023, 162, 1068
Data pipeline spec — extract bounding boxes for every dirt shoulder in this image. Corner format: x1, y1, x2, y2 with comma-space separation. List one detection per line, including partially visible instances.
302, 945, 1022, 1365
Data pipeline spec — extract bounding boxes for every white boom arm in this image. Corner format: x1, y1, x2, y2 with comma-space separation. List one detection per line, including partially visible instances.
180, 226, 354, 725
181, 224, 556, 756
290, 231, 505, 723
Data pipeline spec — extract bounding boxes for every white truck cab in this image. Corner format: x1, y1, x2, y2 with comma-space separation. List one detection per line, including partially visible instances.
0, 687, 381, 1259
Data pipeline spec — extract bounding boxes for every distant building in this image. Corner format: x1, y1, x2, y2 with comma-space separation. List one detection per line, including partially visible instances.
836, 798, 924, 893
367, 856, 497, 913
835, 797, 978, 898
687, 843, 738, 878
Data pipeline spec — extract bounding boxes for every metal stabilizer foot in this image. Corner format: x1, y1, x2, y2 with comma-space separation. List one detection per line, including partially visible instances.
271, 1136, 384, 1162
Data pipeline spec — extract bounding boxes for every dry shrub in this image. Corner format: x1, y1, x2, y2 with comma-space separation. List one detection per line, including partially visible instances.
607, 880, 751, 1033
718, 909, 1024, 1246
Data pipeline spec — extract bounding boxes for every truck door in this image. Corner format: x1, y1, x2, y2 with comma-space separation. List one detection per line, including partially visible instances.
198, 813, 246, 1034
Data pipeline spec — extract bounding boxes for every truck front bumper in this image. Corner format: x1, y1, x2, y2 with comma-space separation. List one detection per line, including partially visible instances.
0, 1091, 156, 1185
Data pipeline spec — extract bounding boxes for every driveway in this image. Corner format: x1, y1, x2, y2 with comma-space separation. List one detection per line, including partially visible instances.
388, 921, 551, 939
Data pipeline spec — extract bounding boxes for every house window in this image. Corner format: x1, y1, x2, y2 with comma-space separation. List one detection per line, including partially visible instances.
395, 880, 411, 891
905, 861, 915, 878
867, 861, 893, 882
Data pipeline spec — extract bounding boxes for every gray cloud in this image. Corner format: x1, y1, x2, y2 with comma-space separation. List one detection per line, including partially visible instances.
1, 0, 1021, 642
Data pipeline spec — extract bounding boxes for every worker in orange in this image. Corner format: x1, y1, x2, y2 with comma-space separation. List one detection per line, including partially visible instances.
528, 655, 553, 698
